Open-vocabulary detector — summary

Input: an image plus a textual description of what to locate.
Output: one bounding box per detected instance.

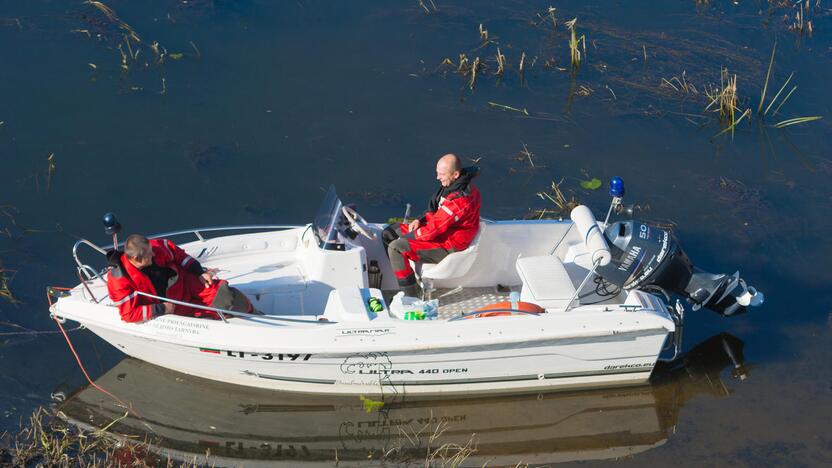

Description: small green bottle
[367,297,383,313]
[404,311,426,321]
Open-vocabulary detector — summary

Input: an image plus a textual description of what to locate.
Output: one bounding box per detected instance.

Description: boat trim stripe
[247,367,649,387]
[247,371,336,385]
[387,366,650,386]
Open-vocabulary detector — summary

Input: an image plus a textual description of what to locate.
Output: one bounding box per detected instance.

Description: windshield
[313,185,345,250]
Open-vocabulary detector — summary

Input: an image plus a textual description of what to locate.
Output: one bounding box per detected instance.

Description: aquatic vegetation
[784,0,816,36]
[73,1,193,93]
[661,71,699,95]
[188,41,201,58]
[535,178,580,218]
[46,153,56,192]
[1,406,482,467]
[495,47,506,76]
[565,18,586,69]
[0,407,206,467]
[381,418,478,467]
[580,178,603,190]
[704,68,749,136]
[417,0,439,15]
[359,394,385,412]
[755,43,823,128]
[518,142,537,168]
[0,263,20,305]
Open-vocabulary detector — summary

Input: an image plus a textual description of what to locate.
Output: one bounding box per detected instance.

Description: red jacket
[107,239,219,322]
[414,184,481,251]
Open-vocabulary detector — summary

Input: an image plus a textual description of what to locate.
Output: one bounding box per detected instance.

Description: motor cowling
[597,220,764,316]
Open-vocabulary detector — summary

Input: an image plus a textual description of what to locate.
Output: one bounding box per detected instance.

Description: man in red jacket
[383,154,481,298]
[107,234,253,322]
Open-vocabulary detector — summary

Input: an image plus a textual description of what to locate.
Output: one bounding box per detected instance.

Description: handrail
[564,258,601,312]
[72,224,304,269]
[134,291,336,325]
[449,309,543,321]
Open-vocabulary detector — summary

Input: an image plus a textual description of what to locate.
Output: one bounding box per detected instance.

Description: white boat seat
[515,255,577,310]
[421,221,486,281]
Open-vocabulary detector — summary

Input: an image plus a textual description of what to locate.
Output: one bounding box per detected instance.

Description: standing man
[383,154,481,298]
[107,234,254,322]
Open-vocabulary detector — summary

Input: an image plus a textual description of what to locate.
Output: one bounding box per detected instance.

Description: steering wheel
[341,206,377,240]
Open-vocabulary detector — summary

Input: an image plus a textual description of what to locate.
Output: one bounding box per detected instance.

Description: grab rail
[134,291,336,325]
[449,309,543,321]
[72,224,304,269]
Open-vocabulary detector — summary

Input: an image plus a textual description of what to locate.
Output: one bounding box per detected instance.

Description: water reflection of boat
[59,333,747,467]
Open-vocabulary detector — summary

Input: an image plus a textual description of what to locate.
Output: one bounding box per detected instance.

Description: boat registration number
[200,348,312,361]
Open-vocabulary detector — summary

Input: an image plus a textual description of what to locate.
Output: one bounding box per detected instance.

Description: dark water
[1,0,830,465]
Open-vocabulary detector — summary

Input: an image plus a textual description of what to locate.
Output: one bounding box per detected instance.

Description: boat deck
[383,282,626,320]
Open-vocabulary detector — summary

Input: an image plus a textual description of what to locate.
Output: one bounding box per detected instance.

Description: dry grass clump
[704,67,751,136]
[0,257,20,304]
[534,178,581,218]
[438,12,586,90]
[0,407,203,467]
[565,18,586,69]
[381,418,478,467]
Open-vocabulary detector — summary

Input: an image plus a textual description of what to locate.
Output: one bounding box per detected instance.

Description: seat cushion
[515,255,577,310]
[420,221,486,280]
[421,249,478,280]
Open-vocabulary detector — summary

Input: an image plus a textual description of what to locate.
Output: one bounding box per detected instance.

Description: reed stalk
[495,47,505,76]
[565,18,586,69]
[487,102,529,115]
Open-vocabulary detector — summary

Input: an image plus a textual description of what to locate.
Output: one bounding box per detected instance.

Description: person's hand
[163,302,175,314]
[200,268,218,288]
[408,219,420,233]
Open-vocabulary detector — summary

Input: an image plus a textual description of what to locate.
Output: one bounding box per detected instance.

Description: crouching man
[107,234,253,322]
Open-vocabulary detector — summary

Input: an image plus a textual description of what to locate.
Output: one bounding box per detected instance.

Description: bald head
[436,153,461,187]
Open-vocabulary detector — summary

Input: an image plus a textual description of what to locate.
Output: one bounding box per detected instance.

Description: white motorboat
[49,179,763,396]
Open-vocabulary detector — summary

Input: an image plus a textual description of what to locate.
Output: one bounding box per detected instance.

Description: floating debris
[189,41,201,58]
[417,0,438,15]
[46,153,56,192]
[359,395,384,413]
[535,178,580,218]
[580,178,602,190]
[0,261,20,304]
[487,102,528,115]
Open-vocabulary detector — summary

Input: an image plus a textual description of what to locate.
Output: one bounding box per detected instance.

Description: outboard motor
[595,178,764,316]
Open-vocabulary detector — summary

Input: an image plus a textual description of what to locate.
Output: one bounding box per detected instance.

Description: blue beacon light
[609,176,625,198]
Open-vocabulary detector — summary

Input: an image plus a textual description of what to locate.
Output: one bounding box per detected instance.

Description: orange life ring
[467,301,546,318]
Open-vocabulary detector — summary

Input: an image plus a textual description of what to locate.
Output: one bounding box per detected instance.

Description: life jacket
[415,166,482,251]
[107,239,220,322]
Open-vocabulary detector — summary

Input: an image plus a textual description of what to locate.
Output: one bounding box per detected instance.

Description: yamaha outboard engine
[596,178,764,317]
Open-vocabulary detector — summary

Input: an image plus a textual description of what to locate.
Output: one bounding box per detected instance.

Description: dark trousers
[383,224,450,296]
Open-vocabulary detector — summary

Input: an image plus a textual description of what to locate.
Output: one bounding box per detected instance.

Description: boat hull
[75,314,667,396]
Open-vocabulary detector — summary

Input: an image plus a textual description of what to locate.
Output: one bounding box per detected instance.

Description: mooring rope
[46,286,146,423]
[0,320,83,336]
